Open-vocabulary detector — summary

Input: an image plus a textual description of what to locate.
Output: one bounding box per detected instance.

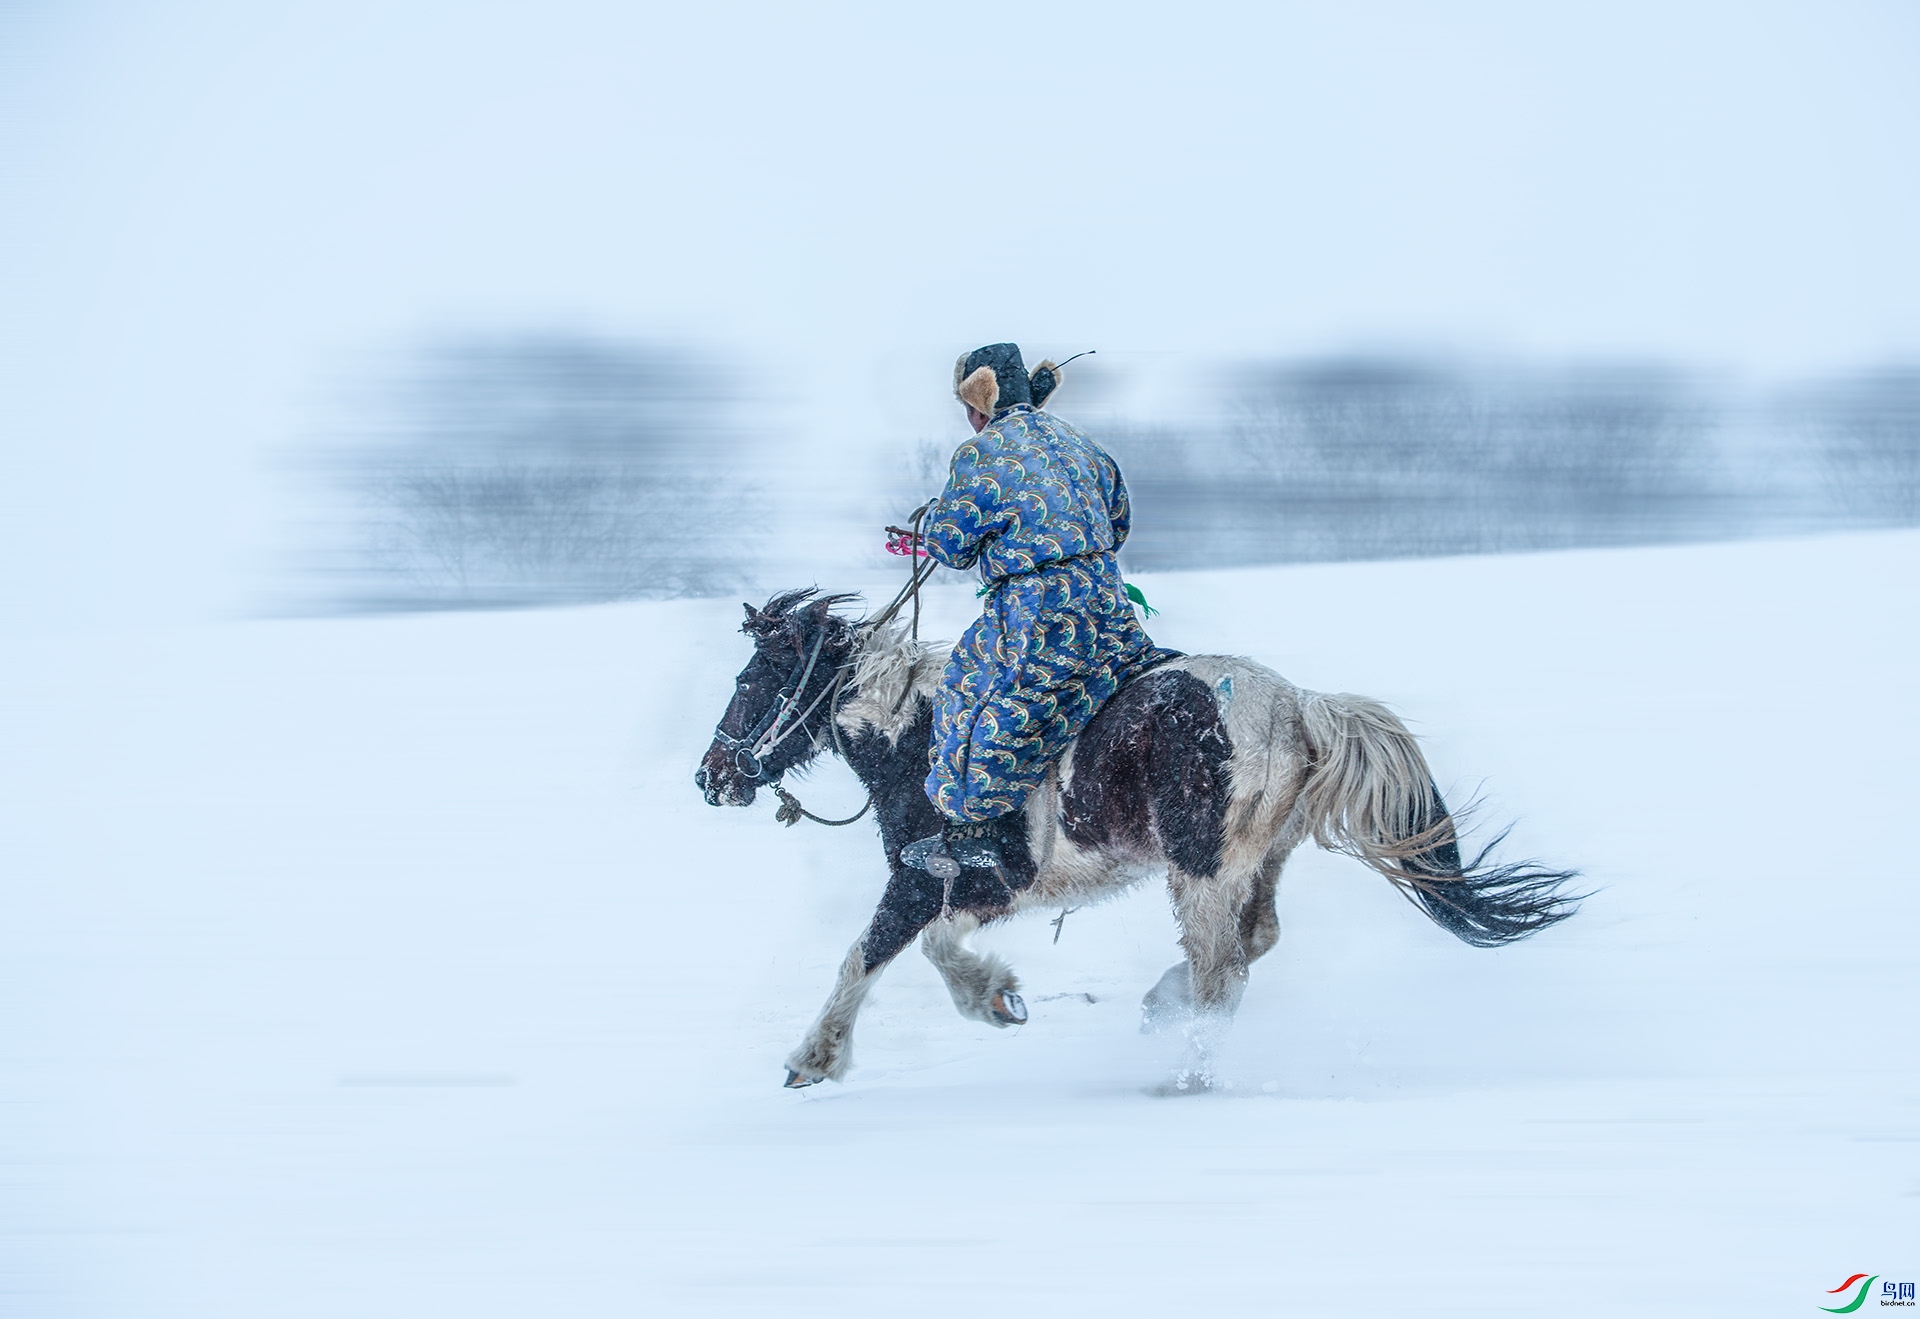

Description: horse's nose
[694,766,709,793]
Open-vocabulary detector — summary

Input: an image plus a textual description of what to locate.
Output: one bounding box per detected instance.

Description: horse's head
[696,589,857,808]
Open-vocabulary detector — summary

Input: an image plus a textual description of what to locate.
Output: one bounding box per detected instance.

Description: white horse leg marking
[785,935,889,1085]
[921,913,1025,1026]
[1161,861,1260,1088]
[1142,841,1293,1034]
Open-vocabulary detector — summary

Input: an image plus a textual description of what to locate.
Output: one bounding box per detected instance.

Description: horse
[695,588,1581,1090]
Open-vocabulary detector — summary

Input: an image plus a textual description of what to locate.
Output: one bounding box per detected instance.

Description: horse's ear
[741,601,784,643]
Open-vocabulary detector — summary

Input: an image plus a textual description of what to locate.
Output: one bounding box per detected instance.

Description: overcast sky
[3,0,1917,630]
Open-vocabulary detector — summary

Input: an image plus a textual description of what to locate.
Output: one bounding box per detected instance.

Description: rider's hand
[884,529,928,558]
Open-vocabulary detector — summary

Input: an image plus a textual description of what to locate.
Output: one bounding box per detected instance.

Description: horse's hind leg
[922,912,1027,1026]
[1154,861,1263,1089]
[1173,864,1255,1011]
[1238,844,1288,965]
[1142,846,1287,1032]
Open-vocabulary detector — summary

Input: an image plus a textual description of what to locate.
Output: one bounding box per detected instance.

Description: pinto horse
[696,589,1580,1089]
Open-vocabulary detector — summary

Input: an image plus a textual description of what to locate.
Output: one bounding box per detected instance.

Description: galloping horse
[696,589,1580,1089]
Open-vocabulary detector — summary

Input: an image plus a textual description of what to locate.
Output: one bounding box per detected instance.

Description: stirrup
[901,822,1003,879]
[900,832,962,880]
[942,821,1004,868]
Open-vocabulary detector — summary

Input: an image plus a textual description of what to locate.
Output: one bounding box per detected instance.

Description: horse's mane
[835,618,946,744]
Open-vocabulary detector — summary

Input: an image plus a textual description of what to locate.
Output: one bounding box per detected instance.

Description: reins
[727,502,940,829]
[871,501,937,639]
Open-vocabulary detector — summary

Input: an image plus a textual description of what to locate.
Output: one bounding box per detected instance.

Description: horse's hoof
[989,990,1028,1026]
[1140,963,1194,1034]
[783,1068,821,1089]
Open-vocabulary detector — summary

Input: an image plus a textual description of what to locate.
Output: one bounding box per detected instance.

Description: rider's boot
[900,818,1011,880]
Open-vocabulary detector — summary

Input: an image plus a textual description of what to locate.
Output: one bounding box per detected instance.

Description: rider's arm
[922,439,1005,571]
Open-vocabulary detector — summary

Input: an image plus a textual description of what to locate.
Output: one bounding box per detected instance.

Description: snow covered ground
[2,531,1916,1317]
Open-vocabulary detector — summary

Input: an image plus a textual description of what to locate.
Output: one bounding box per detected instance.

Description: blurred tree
[1801,368,1920,525]
[322,336,764,609]
[1112,360,1726,570]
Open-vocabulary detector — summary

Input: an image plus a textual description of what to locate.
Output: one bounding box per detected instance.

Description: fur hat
[953,343,1065,416]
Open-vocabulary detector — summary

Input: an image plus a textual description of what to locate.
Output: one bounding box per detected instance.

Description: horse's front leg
[921,911,1028,1027]
[783,865,942,1087]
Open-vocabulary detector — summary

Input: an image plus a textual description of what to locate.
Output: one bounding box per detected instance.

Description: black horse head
[696,589,858,807]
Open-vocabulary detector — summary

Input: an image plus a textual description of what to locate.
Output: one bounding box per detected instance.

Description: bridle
[710,627,837,784]
[709,626,874,829]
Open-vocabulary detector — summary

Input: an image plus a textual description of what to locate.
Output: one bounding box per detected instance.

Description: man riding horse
[694,344,1580,1087]
[899,343,1175,882]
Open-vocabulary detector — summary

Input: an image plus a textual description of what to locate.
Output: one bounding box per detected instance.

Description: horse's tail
[1297,691,1584,947]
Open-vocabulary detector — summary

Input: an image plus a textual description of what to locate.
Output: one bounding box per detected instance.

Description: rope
[771,781,873,828]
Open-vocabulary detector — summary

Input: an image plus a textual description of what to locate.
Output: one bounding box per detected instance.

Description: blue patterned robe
[922,404,1171,823]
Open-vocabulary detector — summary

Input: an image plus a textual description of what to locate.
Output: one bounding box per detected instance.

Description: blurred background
[2,0,1917,627]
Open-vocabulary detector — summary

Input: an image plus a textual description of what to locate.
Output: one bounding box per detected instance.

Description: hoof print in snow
[1147,1071,1218,1098]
